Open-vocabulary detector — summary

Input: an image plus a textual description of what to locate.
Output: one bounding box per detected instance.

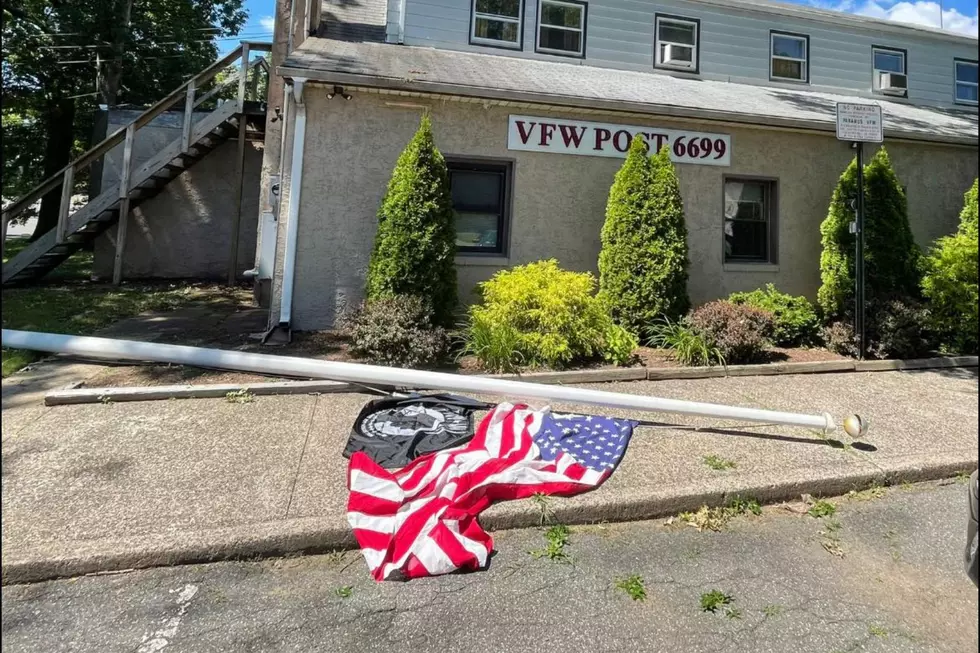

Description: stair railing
[1,41,272,264]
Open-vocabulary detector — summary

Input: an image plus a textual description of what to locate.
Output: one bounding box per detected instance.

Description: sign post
[836,103,883,360]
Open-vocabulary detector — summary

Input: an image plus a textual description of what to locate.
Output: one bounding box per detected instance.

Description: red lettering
[652,133,669,152]
[515,120,536,145]
[612,130,632,153]
[539,123,556,146]
[558,124,586,148]
[594,128,612,151]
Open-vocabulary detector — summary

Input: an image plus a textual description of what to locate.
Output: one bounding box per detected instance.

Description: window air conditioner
[662,43,691,66]
[879,72,908,95]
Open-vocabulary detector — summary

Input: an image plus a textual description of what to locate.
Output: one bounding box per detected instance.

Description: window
[724,178,776,264]
[770,31,808,83]
[955,59,978,105]
[654,14,699,72]
[470,0,522,49]
[536,0,586,57]
[448,160,511,254]
[872,46,907,96]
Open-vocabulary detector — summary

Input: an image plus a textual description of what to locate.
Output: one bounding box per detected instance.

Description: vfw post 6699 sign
[507,115,732,166]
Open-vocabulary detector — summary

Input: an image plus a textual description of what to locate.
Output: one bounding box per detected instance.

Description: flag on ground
[347,402,637,581]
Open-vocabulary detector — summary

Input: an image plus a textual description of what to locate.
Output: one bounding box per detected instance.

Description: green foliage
[866,297,935,359]
[465,260,637,371]
[335,586,353,599]
[822,321,858,357]
[729,284,820,347]
[687,301,774,364]
[366,116,458,326]
[341,296,451,368]
[615,575,647,601]
[599,137,690,332]
[922,179,979,354]
[807,499,837,518]
[603,323,639,366]
[818,148,921,321]
[702,454,736,471]
[647,319,725,367]
[530,524,571,562]
[700,590,735,613]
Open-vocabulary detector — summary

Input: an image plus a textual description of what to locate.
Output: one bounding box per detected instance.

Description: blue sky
[228,0,978,51]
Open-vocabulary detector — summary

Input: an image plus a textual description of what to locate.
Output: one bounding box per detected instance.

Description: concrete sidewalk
[2,367,977,584]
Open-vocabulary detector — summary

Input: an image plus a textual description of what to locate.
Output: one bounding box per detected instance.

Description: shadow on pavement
[636,418,878,452]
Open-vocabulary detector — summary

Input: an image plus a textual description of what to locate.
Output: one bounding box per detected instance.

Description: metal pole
[854,142,866,360]
[1,329,849,433]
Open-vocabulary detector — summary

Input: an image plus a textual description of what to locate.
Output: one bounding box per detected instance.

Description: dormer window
[654,14,699,73]
[471,0,523,49]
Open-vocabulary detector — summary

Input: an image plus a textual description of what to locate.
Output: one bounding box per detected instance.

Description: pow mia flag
[344,394,493,469]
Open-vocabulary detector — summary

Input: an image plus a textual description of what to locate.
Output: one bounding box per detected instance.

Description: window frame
[769,30,809,84]
[469,0,525,50]
[445,157,514,256]
[534,0,587,58]
[954,58,979,106]
[722,176,779,265]
[653,13,700,74]
[871,45,908,97]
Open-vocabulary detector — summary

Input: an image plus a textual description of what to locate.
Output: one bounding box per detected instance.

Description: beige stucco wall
[93,111,263,280]
[282,87,978,330]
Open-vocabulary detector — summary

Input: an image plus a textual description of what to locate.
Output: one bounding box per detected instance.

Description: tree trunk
[31,97,76,241]
[97,0,134,107]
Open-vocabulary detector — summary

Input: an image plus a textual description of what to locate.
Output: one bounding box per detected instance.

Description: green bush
[648,319,725,367]
[922,179,978,354]
[729,284,820,347]
[687,301,774,364]
[599,137,689,332]
[818,148,921,322]
[464,259,637,371]
[822,321,858,357]
[341,296,451,367]
[866,297,936,360]
[366,115,457,326]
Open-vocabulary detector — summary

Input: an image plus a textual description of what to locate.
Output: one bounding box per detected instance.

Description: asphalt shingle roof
[282,38,979,145]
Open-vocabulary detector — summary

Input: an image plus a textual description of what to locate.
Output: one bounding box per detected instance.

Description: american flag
[347,402,636,581]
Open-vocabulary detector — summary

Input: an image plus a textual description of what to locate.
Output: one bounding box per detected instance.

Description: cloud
[259,15,276,33]
[811,1,979,36]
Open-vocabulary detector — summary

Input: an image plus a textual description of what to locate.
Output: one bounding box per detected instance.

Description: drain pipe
[277,78,307,333]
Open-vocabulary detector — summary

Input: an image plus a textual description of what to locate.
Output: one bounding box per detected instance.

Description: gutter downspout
[278,78,307,331]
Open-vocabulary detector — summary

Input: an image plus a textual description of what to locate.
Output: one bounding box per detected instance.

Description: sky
[227,0,979,52]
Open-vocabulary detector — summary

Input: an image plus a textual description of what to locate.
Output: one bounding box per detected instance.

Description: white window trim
[770,32,808,83]
[654,16,698,72]
[536,0,586,57]
[872,46,906,94]
[954,60,979,105]
[470,0,523,49]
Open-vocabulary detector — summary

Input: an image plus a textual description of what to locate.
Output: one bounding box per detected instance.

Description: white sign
[836,103,883,143]
[507,115,731,166]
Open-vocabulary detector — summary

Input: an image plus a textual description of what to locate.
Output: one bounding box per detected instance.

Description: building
[254,0,978,332]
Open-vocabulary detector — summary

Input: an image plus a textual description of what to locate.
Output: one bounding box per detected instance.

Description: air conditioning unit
[662,43,692,67]
[879,72,908,95]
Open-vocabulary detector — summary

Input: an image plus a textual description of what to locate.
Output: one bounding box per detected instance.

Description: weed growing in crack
[725,607,743,620]
[807,499,837,518]
[614,574,647,601]
[530,492,556,525]
[847,485,887,501]
[335,586,353,599]
[530,524,571,562]
[225,388,255,404]
[868,624,888,638]
[700,590,735,613]
[679,497,762,532]
[702,454,737,471]
[762,604,783,618]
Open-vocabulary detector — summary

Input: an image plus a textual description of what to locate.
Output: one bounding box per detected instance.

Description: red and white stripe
[347,403,609,581]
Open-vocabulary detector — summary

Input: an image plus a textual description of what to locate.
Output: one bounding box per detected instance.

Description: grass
[335,586,354,599]
[530,492,556,526]
[699,590,734,613]
[846,485,887,501]
[614,574,647,601]
[647,319,725,367]
[868,624,888,638]
[702,454,737,471]
[807,499,837,518]
[530,524,572,562]
[225,388,255,404]
[762,604,783,618]
[679,496,762,532]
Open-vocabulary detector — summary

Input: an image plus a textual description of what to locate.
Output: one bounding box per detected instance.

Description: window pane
[658,21,695,45]
[725,221,768,260]
[956,62,979,84]
[724,180,771,262]
[772,58,804,80]
[874,50,904,73]
[956,83,979,103]
[541,2,582,28]
[476,0,520,18]
[772,35,805,59]
[451,170,502,211]
[455,212,500,249]
[474,17,519,42]
[660,43,693,62]
[540,26,581,52]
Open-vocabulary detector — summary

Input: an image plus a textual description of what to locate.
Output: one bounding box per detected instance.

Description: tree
[598,136,689,333]
[818,147,920,320]
[2,0,246,239]
[366,115,458,326]
[921,179,979,354]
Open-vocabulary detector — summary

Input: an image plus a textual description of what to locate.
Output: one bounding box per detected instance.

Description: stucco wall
[93,110,263,280]
[284,88,978,330]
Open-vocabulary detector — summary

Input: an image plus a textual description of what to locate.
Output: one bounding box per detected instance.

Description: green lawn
[2,238,245,377]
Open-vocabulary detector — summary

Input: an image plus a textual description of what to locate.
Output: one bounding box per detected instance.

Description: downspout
[278,78,307,329]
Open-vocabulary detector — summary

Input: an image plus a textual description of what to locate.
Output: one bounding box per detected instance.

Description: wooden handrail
[1,42,271,226]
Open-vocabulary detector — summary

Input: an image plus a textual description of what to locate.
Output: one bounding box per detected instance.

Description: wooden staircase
[2,42,271,286]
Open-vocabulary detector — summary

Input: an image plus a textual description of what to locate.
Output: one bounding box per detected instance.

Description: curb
[3,457,974,585]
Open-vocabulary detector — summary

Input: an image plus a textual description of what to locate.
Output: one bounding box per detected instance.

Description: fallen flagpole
[1,329,866,435]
